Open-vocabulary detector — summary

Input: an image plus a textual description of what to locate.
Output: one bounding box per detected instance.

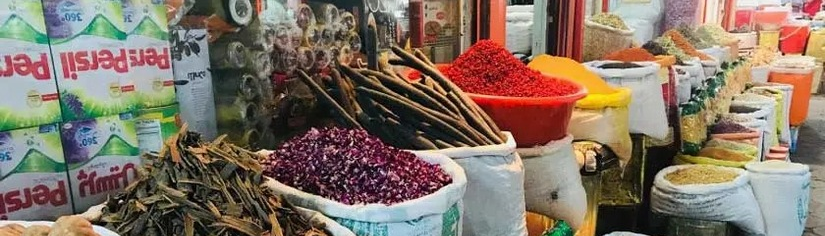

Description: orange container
[779,24,810,54]
[769,68,813,126]
[470,78,587,147]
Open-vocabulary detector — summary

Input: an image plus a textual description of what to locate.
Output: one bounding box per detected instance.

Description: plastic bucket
[469,77,587,148]
[733,32,759,49]
[804,30,825,62]
[813,64,823,94]
[779,24,810,55]
[769,67,813,126]
[754,10,789,31]
[735,9,756,31]
[758,30,780,51]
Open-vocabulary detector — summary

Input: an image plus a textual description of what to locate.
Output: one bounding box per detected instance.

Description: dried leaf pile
[298,46,504,150]
[99,129,327,236]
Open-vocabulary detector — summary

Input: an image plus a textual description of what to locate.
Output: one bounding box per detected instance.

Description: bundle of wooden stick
[298,46,504,150]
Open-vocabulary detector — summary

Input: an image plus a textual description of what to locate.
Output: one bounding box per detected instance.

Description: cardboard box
[0,0,62,131]
[123,0,176,108]
[0,124,73,220]
[61,112,140,213]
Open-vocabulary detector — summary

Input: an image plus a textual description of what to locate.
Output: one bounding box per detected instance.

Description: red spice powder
[602,47,657,62]
[442,40,579,97]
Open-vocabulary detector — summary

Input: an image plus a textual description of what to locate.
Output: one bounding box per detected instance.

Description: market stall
[0,0,819,236]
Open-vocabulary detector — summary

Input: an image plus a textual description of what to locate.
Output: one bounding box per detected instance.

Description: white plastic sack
[568,108,632,163]
[651,165,765,235]
[752,83,793,144]
[517,135,587,230]
[506,10,533,54]
[264,152,468,236]
[585,61,669,139]
[676,71,692,104]
[752,66,770,83]
[674,59,704,89]
[421,132,527,236]
[613,0,664,42]
[746,161,811,236]
[739,119,768,161]
[701,59,721,78]
[733,94,778,149]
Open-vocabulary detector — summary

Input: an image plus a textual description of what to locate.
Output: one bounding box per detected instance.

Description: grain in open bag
[651,164,765,235]
[585,61,668,139]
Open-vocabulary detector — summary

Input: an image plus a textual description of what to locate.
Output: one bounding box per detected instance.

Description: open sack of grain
[651,165,765,235]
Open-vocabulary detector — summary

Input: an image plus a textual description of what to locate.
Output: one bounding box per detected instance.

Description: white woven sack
[613,0,664,42]
[751,66,770,83]
[421,132,527,236]
[739,119,768,161]
[752,83,794,143]
[674,59,704,89]
[733,94,778,149]
[517,135,587,230]
[264,152,468,236]
[506,11,533,54]
[676,71,692,104]
[746,161,811,236]
[584,61,668,139]
[651,165,765,235]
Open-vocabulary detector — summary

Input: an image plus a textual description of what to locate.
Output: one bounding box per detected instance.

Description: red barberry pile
[442,40,579,97]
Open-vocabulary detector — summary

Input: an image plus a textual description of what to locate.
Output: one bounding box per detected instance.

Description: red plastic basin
[467,76,587,147]
[405,64,587,147]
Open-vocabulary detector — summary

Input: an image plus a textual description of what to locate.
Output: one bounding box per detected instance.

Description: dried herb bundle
[99,128,327,236]
[299,46,505,150]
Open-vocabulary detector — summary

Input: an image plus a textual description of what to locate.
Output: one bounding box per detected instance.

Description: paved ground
[795,96,825,236]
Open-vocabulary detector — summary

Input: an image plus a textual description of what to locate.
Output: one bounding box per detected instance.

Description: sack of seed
[651,164,765,235]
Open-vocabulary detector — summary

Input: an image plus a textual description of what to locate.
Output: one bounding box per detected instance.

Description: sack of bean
[751,84,793,143]
[746,161,811,236]
[583,17,635,62]
[260,128,468,236]
[585,61,668,139]
[569,88,634,163]
[651,165,765,235]
[680,103,708,155]
[516,135,587,231]
[673,58,704,89]
[747,87,788,143]
[421,132,529,236]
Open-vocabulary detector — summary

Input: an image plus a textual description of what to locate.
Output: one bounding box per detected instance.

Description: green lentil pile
[591,13,629,30]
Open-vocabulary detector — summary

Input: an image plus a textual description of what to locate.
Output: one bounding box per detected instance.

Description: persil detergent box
[122,0,175,108]
[60,112,140,213]
[0,124,73,220]
[43,0,136,121]
[0,0,62,131]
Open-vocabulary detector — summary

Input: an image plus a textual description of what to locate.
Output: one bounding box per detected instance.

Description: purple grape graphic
[61,92,84,117]
[61,120,96,164]
[43,0,75,39]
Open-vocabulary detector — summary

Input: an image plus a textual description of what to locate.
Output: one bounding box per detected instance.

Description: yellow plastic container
[758,30,780,51]
[805,30,825,62]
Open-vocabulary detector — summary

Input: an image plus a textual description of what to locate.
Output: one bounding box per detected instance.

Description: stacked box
[0,0,62,131]
[122,0,176,109]
[0,124,73,220]
[43,0,136,121]
[60,112,140,213]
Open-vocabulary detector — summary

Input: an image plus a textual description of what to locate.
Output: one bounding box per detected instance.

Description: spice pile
[602,48,656,62]
[663,30,713,61]
[665,165,739,185]
[711,121,753,134]
[527,55,617,94]
[443,40,579,97]
[697,25,738,45]
[751,46,778,66]
[590,13,628,30]
[651,37,691,63]
[261,127,452,205]
[299,45,505,150]
[676,25,712,49]
[597,62,645,69]
[99,130,327,236]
